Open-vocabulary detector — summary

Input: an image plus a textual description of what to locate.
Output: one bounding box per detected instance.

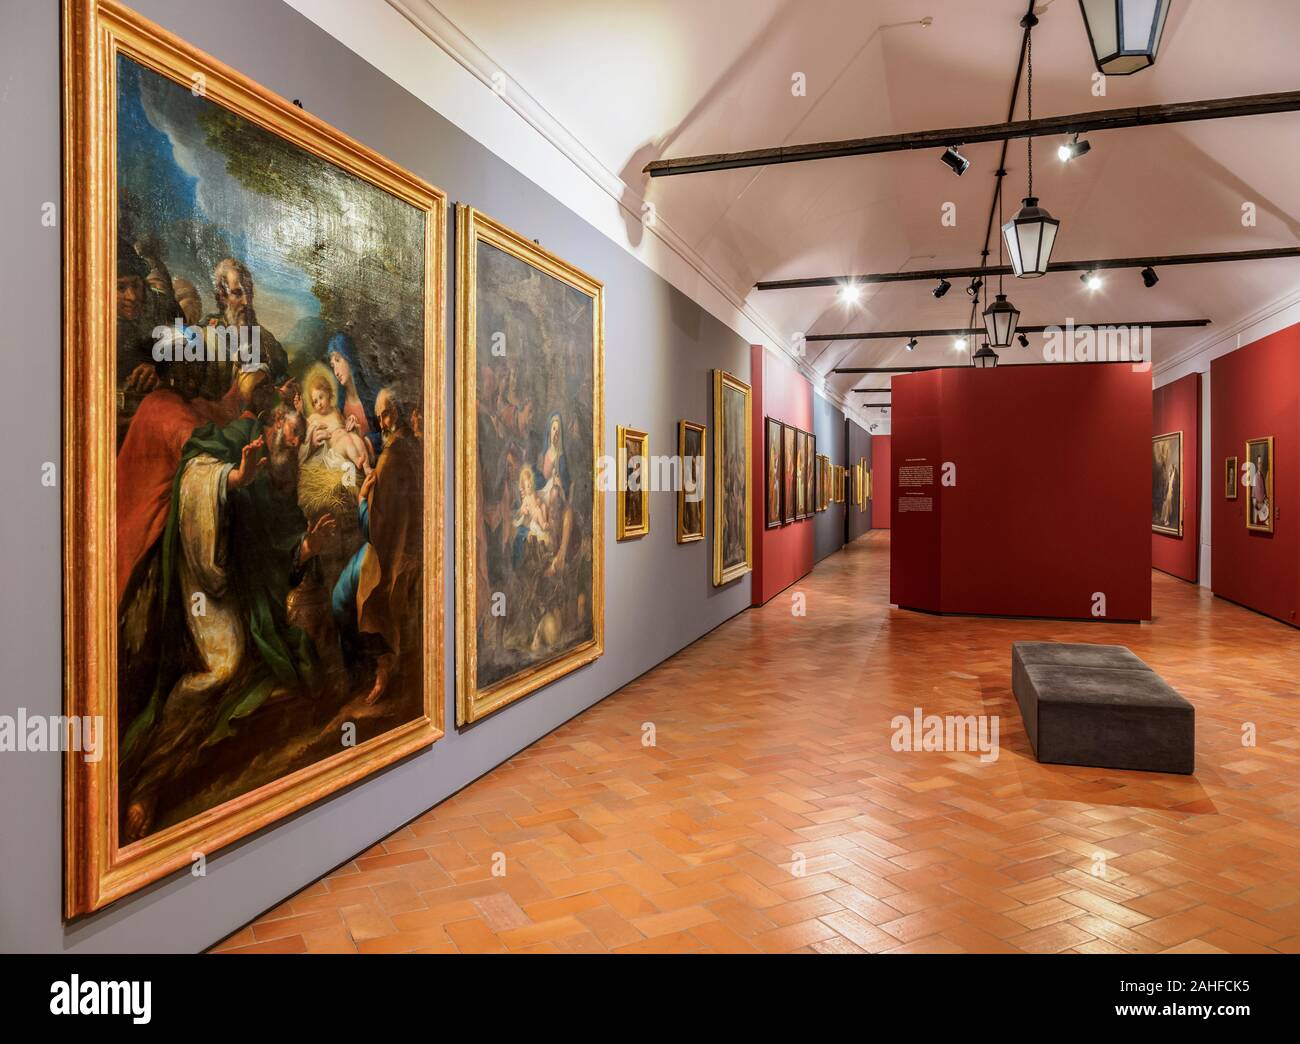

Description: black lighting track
[644,91,1300,177]
[806,318,1210,342]
[756,248,1300,291]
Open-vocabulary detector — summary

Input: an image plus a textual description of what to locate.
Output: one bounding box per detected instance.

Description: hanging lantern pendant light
[1002,16,1061,279]
[982,292,1021,348]
[1079,0,1171,76]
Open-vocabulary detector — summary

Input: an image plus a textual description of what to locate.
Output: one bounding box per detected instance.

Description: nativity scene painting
[64,4,445,914]
[456,207,605,725]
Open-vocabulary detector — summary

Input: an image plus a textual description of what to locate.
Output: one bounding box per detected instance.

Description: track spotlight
[1081,270,1103,291]
[838,283,862,305]
[966,277,984,298]
[1141,266,1159,288]
[955,336,968,351]
[1057,134,1091,161]
[905,337,918,351]
[932,278,952,299]
[940,147,970,176]
[1018,333,1030,347]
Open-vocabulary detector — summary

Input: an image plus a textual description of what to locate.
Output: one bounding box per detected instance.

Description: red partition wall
[750,344,815,605]
[1152,373,1200,583]
[892,364,1151,621]
[890,375,942,611]
[871,434,891,529]
[1211,324,1300,627]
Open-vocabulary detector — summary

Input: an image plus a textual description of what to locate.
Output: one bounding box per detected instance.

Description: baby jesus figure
[512,465,556,553]
[305,375,374,475]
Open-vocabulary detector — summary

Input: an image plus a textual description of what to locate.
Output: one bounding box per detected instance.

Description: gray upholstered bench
[1011,642,1195,775]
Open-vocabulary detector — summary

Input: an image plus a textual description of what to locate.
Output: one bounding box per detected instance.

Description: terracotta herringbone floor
[214,533,1300,954]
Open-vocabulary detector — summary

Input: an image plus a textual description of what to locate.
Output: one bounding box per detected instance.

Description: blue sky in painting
[116,55,320,336]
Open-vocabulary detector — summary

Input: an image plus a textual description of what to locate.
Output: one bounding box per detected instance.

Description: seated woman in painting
[304,373,374,478]
[326,331,382,460]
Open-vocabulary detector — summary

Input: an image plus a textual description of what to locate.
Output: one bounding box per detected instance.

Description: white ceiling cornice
[366,0,871,426]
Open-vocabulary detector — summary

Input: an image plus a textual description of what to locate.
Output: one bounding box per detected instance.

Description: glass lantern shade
[972,343,999,369]
[1078,0,1171,76]
[982,293,1021,348]
[1002,197,1060,278]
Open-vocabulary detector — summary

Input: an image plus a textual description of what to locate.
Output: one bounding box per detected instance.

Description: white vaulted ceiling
[304,0,1300,415]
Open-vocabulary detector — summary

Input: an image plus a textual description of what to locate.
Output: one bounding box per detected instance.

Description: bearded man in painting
[198,257,291,395]
[121,367,335,841]
[332,386,422,705]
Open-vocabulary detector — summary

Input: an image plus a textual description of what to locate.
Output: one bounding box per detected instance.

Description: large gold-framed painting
[63,0,446,915]
[456,206,604,725]
[1152,430,1183,536]
[712,370,752,585]
[1246,436,1274,533]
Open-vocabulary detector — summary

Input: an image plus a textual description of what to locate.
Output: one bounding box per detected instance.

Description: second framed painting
[713,370,753,585]
[456,205,605,725]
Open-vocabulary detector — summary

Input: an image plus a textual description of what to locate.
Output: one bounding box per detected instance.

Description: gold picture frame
[677,420,706,543]
[63,0,447,915]
[1225,455,1238,499]
[617,425,650,540]
[1152,430,1183,537]
[455,205,605,725]
[1245,436,1274,533]
[712,369,753,585]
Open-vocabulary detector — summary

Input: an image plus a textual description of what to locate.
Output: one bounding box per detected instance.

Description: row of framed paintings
[62,1,755,915]
[763,418,824,527]
[615,402,752,559]
[1153,432,1274,538]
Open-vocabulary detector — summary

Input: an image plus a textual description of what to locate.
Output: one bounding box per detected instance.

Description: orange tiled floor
[214,532,1300,954]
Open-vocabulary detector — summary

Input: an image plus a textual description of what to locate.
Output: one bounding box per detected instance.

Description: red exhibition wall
[891,364,1151,621]
[1152,373,1200,583]
[750,344,815,605]
[871,434,891,529]
[1210,323,1300,628]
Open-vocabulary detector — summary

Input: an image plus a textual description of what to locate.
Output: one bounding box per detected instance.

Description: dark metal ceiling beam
[645,91,1300,178]
[807,318,1209,342]
[833,359,1139,373]
[756,248,1300,291]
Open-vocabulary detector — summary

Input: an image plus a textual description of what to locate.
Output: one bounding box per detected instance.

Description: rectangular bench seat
[1011,642,1194,775]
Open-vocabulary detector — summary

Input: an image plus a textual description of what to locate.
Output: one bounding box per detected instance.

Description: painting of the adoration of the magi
[456,206,605,725]
[63,0,445,915]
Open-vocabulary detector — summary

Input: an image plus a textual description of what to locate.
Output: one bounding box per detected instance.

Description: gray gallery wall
[0,0,754,953]
[846,417,874,543]
[812,389,847,563]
